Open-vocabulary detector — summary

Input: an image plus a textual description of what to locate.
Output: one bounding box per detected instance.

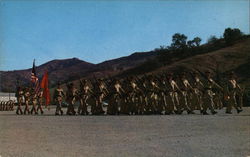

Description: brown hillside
[148,38,250,85]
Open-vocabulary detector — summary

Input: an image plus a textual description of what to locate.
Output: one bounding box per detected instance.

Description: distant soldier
[30,92,38,115]
[23,87,31,115]
[3,101,6,110]
[0,101,4,111]
[107,79,124,115]
[154,75,165,114]
[128,77,142,115]
[16,86,24,115]
[178,72,195,114]
[93,79,107,115]
[157,73,171,115]
[202,71,223,115]
[78,79,92,115]
[1,102,5,111]
[5,101,9,111]
[66,83,77,115]
[163,73,181,114]
[10,100,15,111]
[7,100,14,111]
[119,78,130,115]
[53,82,65,115]
[192,72,204,113]
[36,90,44,114]
[135,76,146,115]
[226,72,243,114]
[149,77,161,114]
[140,76,151,114]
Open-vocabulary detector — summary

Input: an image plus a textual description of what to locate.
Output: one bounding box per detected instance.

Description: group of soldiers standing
[0,101,15,111]
[51,71,243,116]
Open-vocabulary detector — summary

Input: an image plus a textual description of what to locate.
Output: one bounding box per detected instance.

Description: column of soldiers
[15,86,44,115]
[50,71,243,116]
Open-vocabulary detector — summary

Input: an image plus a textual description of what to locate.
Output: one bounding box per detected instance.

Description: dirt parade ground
[0,107,249,157]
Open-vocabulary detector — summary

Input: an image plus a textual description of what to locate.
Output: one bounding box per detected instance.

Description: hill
[0,51,156,91]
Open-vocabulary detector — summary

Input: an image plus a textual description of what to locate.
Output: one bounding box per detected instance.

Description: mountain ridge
[0,51,157,91]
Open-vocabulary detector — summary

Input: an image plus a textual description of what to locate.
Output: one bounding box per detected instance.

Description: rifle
[196,69,223,92]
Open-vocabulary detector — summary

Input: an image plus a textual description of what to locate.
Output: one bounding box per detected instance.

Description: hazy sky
[0,0,249,70]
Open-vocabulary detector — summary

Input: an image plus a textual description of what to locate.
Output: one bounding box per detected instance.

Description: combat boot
[211,111,218,115]
[202,111,209,115]
[237,109,243,114]
[187,110,195,114]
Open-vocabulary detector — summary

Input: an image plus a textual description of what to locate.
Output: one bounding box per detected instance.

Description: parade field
[0,107,249,157]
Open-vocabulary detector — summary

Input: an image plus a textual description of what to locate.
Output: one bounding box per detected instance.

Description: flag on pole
[31,59,40,94]
[40,70,50,106]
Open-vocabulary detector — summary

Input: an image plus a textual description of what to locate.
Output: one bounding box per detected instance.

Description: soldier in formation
[54,82,65,115]
[226,72,243,114]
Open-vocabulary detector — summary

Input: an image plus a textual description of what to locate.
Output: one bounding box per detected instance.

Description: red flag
[41,71,50,106]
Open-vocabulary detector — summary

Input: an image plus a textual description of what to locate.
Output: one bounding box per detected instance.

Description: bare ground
[0,107,250,157]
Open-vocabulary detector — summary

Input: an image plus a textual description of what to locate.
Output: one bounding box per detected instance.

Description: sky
[0,0,249,71]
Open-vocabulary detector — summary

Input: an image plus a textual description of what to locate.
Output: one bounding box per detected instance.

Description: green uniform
[23,89,31,115]
[30,93,38,115]
[203,78,222,114]
[66,85,77,115]
[36,91,44,114]
[226,78,242,113]
[78,81,91,115]
[54,87,65,115]
[178,78,193,114]
[192,77,204,112]
[16,88,24,115]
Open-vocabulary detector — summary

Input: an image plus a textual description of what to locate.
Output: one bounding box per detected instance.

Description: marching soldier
[149,76,162,114]
[119,78,130,115]
[129,77,143,115]
[192,72,204,113]
[36,90,44,114]
[30,92,38,115]
[53,82,65,115]
[135,76,146,115]
[202,71,223,115]
[16,86,24,115]
[164,73,181,114]
[78,79,92,115]
[93,79,107,115]
[226,72,243,114]
[107,79,124,115]
[140,76,151,115]
[178,72,195,114]
[23,87,31,115]
[158,74,171,115]
[66,83,77,115]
